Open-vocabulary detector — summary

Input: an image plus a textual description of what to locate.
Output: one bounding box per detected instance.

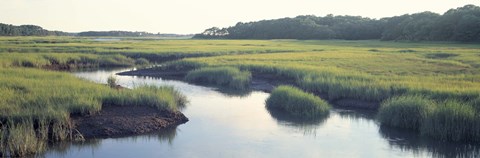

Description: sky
[1,0,479,34]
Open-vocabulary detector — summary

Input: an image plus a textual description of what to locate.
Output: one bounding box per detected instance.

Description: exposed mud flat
[73,105,188,138]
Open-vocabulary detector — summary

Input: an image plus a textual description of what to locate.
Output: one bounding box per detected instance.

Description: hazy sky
[1,0,479,34]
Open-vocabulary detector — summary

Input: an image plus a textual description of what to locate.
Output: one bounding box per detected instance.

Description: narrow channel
[44,68,479,158]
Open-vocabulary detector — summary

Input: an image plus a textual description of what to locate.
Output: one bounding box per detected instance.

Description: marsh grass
[185,67,251,90]
[377,95,435,130]
[0,67,187,156]
[378,96,480,142]
[1,36,480,148]
[103,85,187,111]
[421,100,480,142]
[156,40,480,142]
[266,86,331,119]
[1,53,139,70]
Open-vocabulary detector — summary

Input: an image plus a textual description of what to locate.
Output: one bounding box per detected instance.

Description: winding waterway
[44,68,480,158]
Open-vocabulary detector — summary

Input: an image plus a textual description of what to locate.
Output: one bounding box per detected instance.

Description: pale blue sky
[1,0,479,34]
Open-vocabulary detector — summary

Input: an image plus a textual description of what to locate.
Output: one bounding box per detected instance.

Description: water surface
[44,68,479,158]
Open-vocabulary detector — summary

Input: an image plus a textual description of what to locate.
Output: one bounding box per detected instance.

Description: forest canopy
[194,4,480,42]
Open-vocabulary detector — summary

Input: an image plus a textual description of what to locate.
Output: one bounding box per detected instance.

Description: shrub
[266,85,330,119]
[377,95,435,130]
[107,75,117,88]
[185,67,251,90]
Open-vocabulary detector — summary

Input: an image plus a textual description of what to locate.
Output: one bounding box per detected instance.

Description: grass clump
[185,67,251,90]
[134,58,150,66]
[266,85,330,119]
[421,100,479,142]
[107,75,117,88]
[102,85,187,111]
[377,95,435,130]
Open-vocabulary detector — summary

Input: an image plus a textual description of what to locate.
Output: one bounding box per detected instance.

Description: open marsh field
[1,36,480,157]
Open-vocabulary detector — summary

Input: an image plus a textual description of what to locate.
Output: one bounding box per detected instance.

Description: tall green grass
[103,85,187,111]
[421,100,479,142]
[377,95,435,130]
[185,67,251,90]
[0,67,187,156]
[0,53,139,70]
[266,86,331,119]
[378,95,480,142]
[2,36,480,144]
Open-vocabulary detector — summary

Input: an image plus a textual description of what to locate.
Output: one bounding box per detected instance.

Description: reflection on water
[335,108,377,120]
[380,126,480,158]
[216,87,253,98]
[42,68,480,158]
[266,107,328,135]
[47,127,179,158]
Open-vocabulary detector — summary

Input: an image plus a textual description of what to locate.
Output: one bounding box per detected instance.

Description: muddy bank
[73,105,188,138]
[118,68,380,109]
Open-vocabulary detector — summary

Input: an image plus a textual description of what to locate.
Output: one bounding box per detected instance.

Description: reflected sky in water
[44,68,480,158]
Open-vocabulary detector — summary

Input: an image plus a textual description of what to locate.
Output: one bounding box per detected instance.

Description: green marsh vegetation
[161,40,480,142]
[1,36,480,147]
[185,67,251,90]
[0,67,187,156]
[377,95,435,130]
[0,37,189,157]
[266,86,331,119]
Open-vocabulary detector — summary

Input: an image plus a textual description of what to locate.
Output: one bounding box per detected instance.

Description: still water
[44,68,479,158]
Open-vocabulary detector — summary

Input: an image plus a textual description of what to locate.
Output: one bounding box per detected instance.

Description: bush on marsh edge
[107,75,117,88]
[185,67,251,90]
[377,95,435,130]
[266,85,330,119]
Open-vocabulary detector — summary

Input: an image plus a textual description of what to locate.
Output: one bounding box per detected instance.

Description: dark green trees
[0,23,71,36]
[194,4,480,42]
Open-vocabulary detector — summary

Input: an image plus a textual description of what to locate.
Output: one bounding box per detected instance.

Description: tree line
[0,23,72,36]
[194,5,480,42]
[0,24,192,38]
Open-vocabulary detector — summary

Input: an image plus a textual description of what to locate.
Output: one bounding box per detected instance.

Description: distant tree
[453,14,480,41]
[193,4,480,42]
[431,4,480,41]
[0,23,71,36]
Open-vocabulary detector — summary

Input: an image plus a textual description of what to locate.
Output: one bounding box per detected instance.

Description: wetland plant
[377,95,435,130]
[185,66,251,90]
[421,100,479,142]
[266,85,330,119]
